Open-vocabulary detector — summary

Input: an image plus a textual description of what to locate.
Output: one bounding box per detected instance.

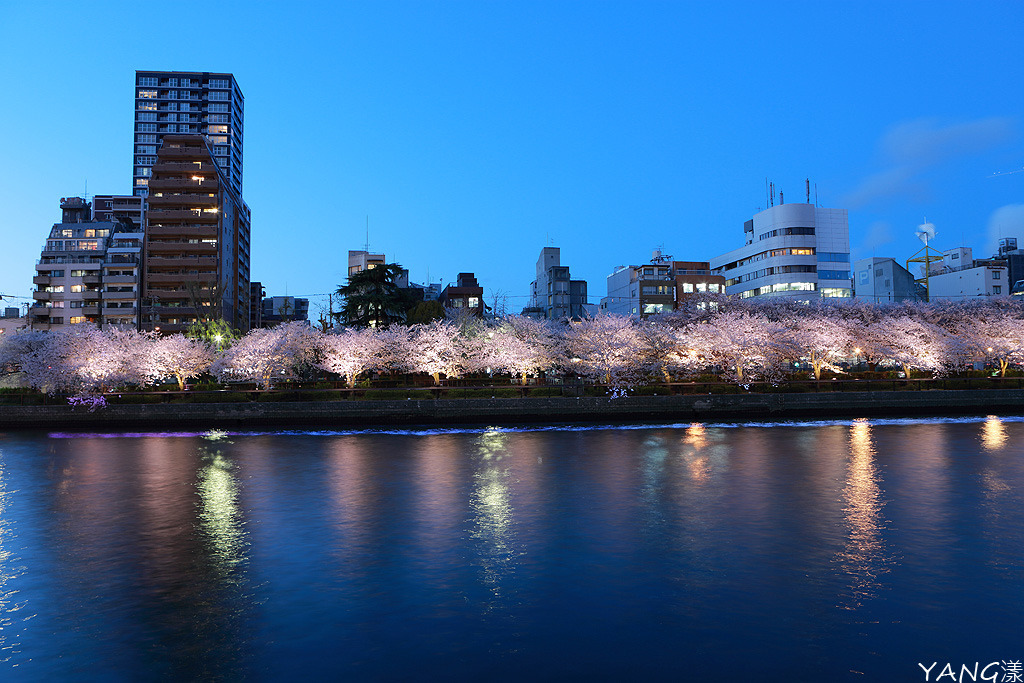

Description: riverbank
[2,388,1023,429]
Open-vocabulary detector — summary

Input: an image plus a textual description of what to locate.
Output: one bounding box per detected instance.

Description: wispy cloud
[986,204,1024,257]
[842,117,1016,209]
[851,220,895,259]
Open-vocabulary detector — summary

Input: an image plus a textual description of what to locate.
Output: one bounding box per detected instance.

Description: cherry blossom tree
[398,320,471,384]
[786,310,856,379]
[150,334,215,390]
[317,326,386,388]
[211,322,323,389]
[560,315,644,385]
[866,315,950,378]
[689,309,790,382]
[479,316,558,383]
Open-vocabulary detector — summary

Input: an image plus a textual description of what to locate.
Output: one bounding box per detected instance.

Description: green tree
[335,263,410,328]
[186,318,239,350]
[406,300,447,325]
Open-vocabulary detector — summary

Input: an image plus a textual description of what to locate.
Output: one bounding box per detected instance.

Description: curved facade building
[710,203,852,300]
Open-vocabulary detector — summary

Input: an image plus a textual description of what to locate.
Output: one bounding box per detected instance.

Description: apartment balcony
[104,275,137,285]
[103,290,137,300]
[81,290,101,300]
[146,225,219,239]
[148,193,218,207]
[81,274,101,285]
[81,306,101,316]
[146,242,217,256]
[33,291,51,301]
[32,275,50,286]
[154,161,219,175]
[146,256,218,267]
[145,272,217,284]
[102,305,136,314]
[147,209,219,223]
[147,177,219,192]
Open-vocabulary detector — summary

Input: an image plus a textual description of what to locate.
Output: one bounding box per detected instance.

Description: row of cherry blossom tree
[3,297,1024,396]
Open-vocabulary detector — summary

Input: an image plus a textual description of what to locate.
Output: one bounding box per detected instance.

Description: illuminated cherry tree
[398,321,471,384]
[786,311,856,379]
[689,309,790,382]
[479,317,558,383]
[560,315,644,385]
[317,326,386,388]
[150,334,215,390]
[211,322,323,389]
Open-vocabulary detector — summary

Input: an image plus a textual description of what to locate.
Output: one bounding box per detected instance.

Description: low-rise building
[671,261,726,307]
[710,201,853,300]
[601,252,676,316]
[854,257,925,303]
[440,273,485,316]
[526,247,589,320]
[260,296,309,326]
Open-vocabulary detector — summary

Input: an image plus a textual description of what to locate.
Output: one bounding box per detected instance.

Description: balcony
[32,275,50,286]
[81,306,100,316]
[148,193,218,207]
[103,290,137,300]
[148,209,218,223]
[145,272,217,284]
[102,306,135,314]
[146,256,217,267]
[147,177,219,192]
[104,275,137,285]
[154,161,219,174]
[33,291,51,301]
[146,225,218,239]
[82,274,101,284]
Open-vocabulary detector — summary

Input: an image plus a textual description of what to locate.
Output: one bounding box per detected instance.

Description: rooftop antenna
[806,178,810,204]
[815,183,819,207]
[364,216,370,253]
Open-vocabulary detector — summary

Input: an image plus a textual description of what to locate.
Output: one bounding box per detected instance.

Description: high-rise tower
[133,70,244,198]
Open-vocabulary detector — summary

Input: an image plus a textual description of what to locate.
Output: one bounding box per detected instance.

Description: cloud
[986,204,1024,257]
[851,220,894,258]
[842,117,1016,209]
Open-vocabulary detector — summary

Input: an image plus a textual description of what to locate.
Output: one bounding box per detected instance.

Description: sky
[2,0,1023,318]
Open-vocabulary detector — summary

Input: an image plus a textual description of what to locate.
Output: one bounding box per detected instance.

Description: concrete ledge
[2,389,1023,430]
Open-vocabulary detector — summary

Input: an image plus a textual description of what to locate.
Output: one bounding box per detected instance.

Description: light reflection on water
[1,416,1023,680]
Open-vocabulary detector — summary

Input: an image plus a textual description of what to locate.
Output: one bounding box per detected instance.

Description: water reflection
[197,442,247,578]
[470,428,516,612]
[981,415,1008,451]
[837,419,888,609]
[0,454,26,665]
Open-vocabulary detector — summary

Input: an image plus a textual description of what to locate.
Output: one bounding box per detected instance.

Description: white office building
[710,203,852,300]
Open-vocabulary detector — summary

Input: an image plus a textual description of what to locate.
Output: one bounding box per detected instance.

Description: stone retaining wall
[1,389,1022,430]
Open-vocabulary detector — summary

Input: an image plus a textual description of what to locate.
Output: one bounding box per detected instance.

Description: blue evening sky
[2,1,1022,316]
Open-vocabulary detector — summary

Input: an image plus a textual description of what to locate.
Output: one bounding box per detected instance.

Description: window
[952,253,959,259]
[137,89,158,98]
[69,301,83,308]
[138,77,158,86]
[208,136,228,145]
[137,112,157,121]
[70,285,84,293]
[208,114,229,123]
[70,270,87,277]
[137,123,157,132]
[209,91,230,101]
[696,283,707,292]
[69,316,86,324]
[209,79,230,88]
[50,317,64,324]
[819,270,851,280]
[818,252,850,262]
[138,101,157,111]
[135,178,149,187]
[136,145,157,155]
[60,229,73,237]
[135,156,157,165]
[49,270,65,277]
[209,103,229,112]
[708,284,720,293]
[207,124,229,135]
[993,271,1001,279]
[993,285,1002,294]
[875,268,883,277]
[45,285,64,293]
[136,134,157,143]
[468,297,480,309]
[682,283,694,293]
[820,288,852,298]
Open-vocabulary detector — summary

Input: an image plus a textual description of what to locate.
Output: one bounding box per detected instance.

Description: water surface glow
[3,417,1023,680]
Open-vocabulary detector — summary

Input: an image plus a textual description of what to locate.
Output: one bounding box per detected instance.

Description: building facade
[260,296,310,326]
[143,135,251,333]
[671,261,726,307]
[526,247,589,320]
[133,71,244,198]
[853,257,924,303]
[922,247,1009,300]
[710,203,852,300]
[440,273,485,316]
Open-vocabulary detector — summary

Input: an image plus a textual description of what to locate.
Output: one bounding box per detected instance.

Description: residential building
[31,197,111,330]
[671,261,726,307]
[526,247,589,320]
[143,134,251,333]
[853,257,925,303]
[922,247,1009,300]
[601,252,676,316]
[348,250,385,277]
[710,202,853,300]
[92,194,145,228]
[440,273,485,316]
[260,296,310,326]
[133,71,244,198]
[250,281,266,329]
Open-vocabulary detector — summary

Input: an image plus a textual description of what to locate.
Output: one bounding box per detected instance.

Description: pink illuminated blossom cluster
[3,297,1024,397]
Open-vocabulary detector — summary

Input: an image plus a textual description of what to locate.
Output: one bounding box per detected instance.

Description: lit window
[468,297,479,308]
[696,283,707,292]
[138,90,158,98]
[70,316,86,324]
[682,283,693,293]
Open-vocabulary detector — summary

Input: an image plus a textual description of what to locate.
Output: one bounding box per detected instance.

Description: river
[0,417,1021,681]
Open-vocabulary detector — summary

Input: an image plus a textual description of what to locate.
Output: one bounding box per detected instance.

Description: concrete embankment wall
[1,390,1023,430]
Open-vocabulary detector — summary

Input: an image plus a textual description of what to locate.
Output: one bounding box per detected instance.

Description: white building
[526,247,589,320]
[854,257,924,303]
[711,203,852,300]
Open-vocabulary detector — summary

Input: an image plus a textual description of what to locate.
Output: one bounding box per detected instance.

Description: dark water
[0,417,1022,681]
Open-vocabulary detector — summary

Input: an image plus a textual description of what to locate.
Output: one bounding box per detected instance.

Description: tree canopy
[335,264,412,328]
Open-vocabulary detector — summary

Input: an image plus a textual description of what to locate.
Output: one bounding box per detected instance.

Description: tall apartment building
[133,71,244,198]
[525,247,589,320]
[710,202,853,300]
[143,135,251,333]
